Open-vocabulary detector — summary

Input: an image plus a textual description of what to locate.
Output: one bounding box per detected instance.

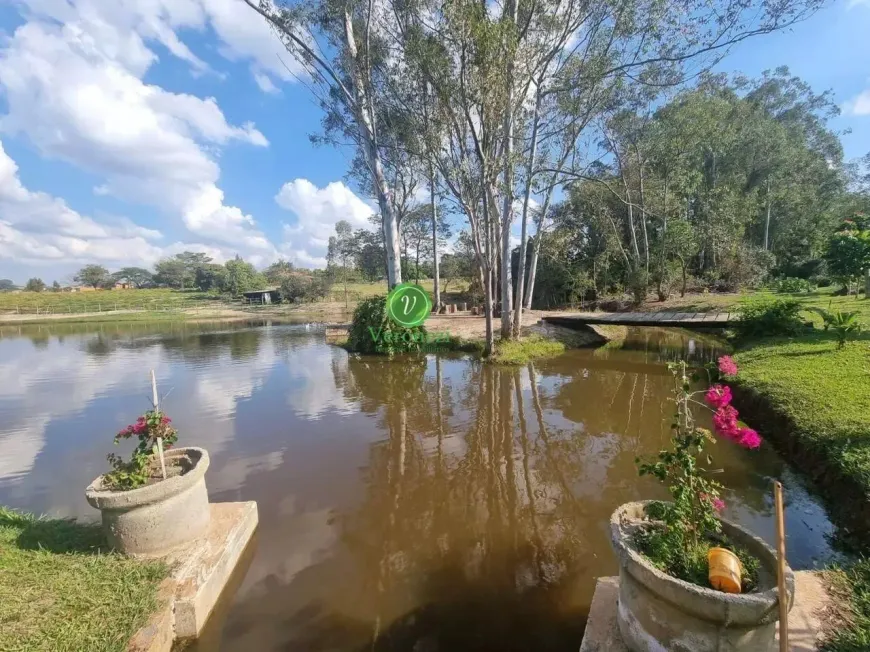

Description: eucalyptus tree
[242,0,404,287]
[513,0,828,311]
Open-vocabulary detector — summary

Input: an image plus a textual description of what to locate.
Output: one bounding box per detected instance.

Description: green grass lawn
[0,507,167,652]
[324,278,471,303]
[0,288,220,315]
[0,280,473,317]
[489,335,566,364]
[735,332,870,497]
[822,559,870,652]
[642,286,870,321]
[732,327,870,650]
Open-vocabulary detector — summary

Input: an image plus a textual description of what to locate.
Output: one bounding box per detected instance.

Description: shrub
[717,245,775,291]
[810,308,863,349]
[347,295,428,355]
[735,299,805,338]
[774,258,826,280]
[281,274,332,303]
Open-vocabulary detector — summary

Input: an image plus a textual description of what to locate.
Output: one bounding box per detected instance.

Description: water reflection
[0,323,842,652]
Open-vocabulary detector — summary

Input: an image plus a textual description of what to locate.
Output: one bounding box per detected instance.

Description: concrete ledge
[127,501,259,650]
[580,571,833,652]
[170,501,259,638]
[126,580,176,652]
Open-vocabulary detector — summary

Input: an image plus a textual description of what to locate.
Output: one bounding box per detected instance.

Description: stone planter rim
[86,446,209,510]
[611,500,794,626]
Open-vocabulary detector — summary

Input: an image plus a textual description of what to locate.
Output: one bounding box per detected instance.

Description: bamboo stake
[151,370,167,480]
[774,480,788,652]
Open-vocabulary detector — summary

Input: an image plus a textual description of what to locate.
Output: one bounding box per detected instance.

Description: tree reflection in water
[325,356,603,652]
[186,332,834,652]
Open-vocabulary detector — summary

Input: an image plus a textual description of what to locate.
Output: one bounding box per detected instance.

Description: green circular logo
[386,283,431,327]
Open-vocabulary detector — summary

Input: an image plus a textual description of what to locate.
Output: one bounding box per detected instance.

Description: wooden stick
[774,480,788,652]
[151,369,167,480]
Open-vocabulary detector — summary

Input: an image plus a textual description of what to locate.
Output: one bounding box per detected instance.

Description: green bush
[735,299,805,338]
[347,295,428,355]
[810,308,863,349]
[281,274,332,303]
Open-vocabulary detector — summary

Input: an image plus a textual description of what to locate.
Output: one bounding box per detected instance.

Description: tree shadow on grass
[0,507,105,554]
[776,331,870,356]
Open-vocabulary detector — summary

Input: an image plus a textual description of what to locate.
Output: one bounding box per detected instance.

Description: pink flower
[712,405,740,441]
[712,498,726,512]
[161,416,171,425]
[705,384,732,409]
[737,427,762,450]
[718,355,738,377]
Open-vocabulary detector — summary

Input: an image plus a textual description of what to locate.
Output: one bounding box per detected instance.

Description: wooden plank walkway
[544,311,734,327]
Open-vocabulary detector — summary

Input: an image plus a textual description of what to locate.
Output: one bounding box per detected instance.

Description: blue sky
[0,0,867,285]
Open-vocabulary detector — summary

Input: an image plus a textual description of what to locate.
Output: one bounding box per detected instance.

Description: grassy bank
[0,311,193,325]
[0,507,167,652]
[731,328,870,650]
[734,333,870,528]
[637,286,870,321]
[0,281,472,317]
[0,288,219,313]
[489,335,566,364]
[822,559,870,651]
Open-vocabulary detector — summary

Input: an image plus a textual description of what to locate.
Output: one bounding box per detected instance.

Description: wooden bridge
[544,311,736,328]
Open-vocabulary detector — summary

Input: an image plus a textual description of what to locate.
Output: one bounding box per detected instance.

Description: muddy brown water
[0,320,843,651]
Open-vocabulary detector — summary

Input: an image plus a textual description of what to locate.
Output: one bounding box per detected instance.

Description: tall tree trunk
[657,175,669,301]
[524,186,554,310]
[430,166,440,309]
[499,0,518,340]
[638,157,650,275]
[678,255,687,297]
[343,10,401,288]
[764,177,772,251]
[483,191,495,356]
[512,78,542,338]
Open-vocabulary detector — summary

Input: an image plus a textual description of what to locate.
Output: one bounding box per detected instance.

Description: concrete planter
[86,447,211,557]
[610,501,794,652]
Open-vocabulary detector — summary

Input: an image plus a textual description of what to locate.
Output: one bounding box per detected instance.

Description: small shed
[242,288,281,305]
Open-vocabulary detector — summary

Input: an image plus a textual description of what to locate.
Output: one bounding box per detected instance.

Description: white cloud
[253,71,280,94]
[0,13,277,262]
[276,179,376,267]
[843,89,870,116]
[19,0,303,89]
[0,139,170,265]
[197,0,306,86]
[285,343,357,419]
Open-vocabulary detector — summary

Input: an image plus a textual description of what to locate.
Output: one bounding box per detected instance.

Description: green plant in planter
[635,357,763,591]
[105,410,178,490]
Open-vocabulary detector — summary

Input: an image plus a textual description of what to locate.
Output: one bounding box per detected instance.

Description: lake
[0,320,841,651]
